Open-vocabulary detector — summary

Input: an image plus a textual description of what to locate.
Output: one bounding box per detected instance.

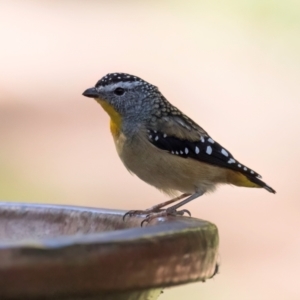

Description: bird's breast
[97,99,122,139]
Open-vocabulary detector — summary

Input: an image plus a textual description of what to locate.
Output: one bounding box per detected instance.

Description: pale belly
[114,133,228,195]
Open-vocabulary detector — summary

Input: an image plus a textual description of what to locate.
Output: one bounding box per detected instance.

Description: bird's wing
[147,115,262,179]
[147,108,275,194]
[153,114,208,140]
[147,127,262,176]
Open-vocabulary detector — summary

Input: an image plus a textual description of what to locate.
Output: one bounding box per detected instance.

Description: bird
[83,73,275,223]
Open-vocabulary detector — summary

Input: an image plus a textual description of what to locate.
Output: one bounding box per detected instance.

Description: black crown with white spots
[96,73,145,88]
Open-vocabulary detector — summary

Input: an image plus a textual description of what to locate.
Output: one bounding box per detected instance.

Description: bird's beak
[82,87,99,98]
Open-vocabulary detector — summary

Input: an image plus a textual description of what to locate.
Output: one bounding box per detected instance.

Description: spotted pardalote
[83,73,275,222]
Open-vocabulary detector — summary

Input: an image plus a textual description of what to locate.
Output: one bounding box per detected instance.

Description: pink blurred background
[1,1,299,299]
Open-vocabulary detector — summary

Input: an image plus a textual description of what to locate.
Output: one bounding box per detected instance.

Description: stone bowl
[0,202,219,300]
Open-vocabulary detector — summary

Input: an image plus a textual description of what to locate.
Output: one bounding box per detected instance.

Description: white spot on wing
[228,158,235,164]
[195,146,200,154]
[155,136,159,141]
[163,133,167,138]
[238,164,241,167]
[250,170,254,174]
[206,146,212,155]
[200,137,205,143]
[243,167,247,171]
[208,138,214,143]
[221,149,228,157]
[185,148,189,154]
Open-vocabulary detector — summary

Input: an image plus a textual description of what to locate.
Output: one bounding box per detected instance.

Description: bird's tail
[247,175,276,193]
[230,171,276,194]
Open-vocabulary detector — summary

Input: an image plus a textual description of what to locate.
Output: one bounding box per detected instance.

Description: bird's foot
[122,208,164,221]
[140,208,191,227]
[123,194,192,222]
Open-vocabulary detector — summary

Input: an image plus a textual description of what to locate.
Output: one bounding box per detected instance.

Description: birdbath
[0,202,219,300]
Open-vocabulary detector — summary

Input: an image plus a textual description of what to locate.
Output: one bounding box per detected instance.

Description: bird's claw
[123,206,192,226]
[141,218,149,227]
[177,209,191,217]
[123,210,146,221]
[166,208,191,217]
[123,208,165,221]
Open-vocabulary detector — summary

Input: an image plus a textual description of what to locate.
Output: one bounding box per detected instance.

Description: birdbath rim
[0,201,219,299]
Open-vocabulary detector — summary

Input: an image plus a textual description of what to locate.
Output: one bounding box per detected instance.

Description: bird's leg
[165,192,203,214]
[123,193,191,221]
[148,193,191,211]
[141,192,203,226]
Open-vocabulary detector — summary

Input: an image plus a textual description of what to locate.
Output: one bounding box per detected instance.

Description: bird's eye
[114,87,125,96]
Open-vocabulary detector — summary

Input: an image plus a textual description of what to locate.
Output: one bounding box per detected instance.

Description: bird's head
[83,73,159,123]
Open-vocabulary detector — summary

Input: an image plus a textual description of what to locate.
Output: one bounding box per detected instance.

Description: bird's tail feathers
[247,175,276,194]
[229,171,276,194]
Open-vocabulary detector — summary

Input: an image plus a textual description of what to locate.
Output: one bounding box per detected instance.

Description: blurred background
[1,0,299,299]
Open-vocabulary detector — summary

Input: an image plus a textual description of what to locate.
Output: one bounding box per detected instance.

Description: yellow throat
[97,99,122,138]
